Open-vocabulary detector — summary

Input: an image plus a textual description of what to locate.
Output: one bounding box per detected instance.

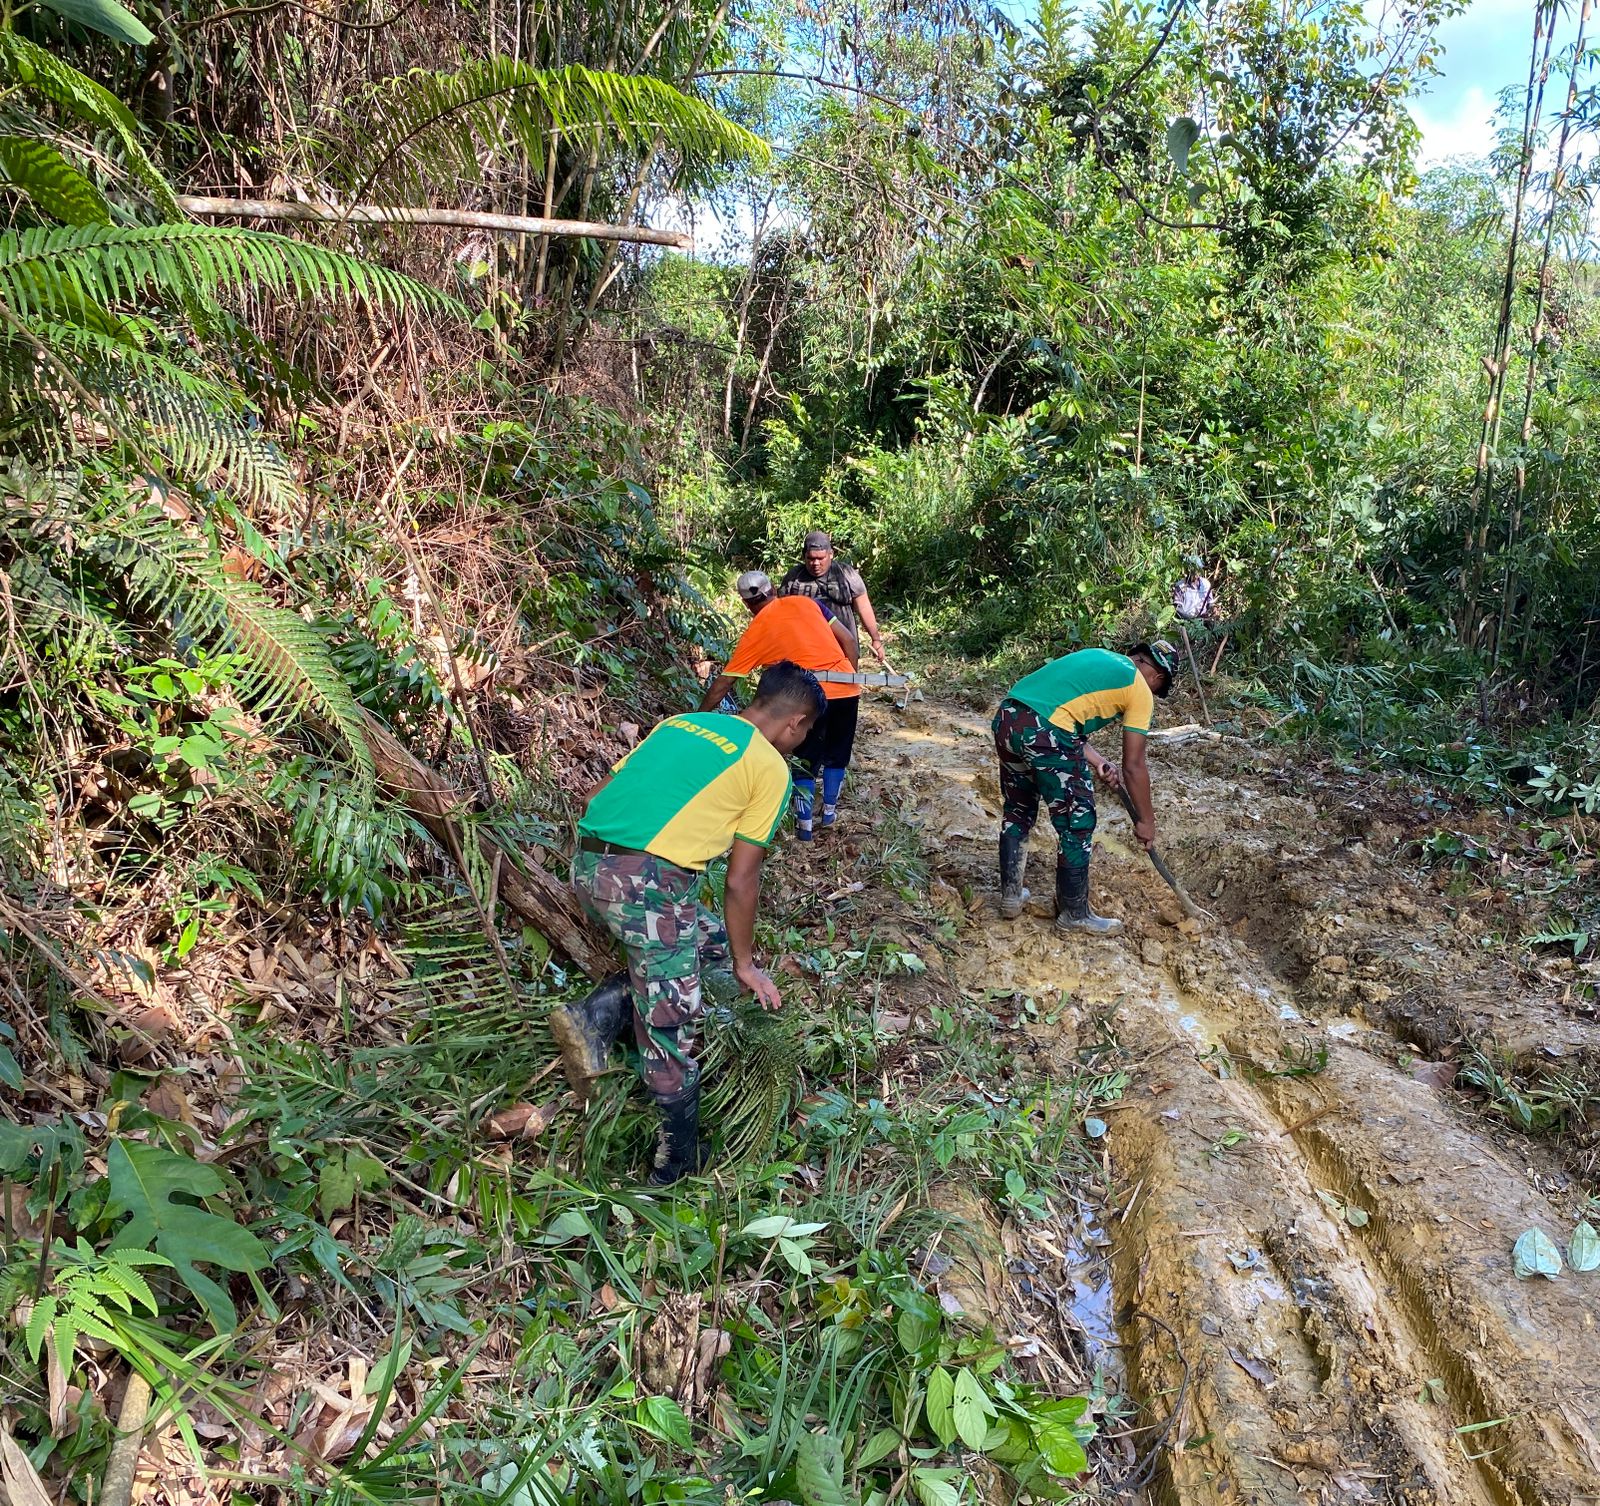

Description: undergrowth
[1,787,1128,1504]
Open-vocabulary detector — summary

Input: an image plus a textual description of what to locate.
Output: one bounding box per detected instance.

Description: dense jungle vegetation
[1,0,1598,1499]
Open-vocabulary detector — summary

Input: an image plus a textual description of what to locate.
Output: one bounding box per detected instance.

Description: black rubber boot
[1055,863,1124,936]
[999,831,1028,918]
[647,1081,708,1187]
[548,973,630,1097]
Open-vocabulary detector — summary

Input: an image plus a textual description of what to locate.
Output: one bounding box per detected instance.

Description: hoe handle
[1115,787,1204,921]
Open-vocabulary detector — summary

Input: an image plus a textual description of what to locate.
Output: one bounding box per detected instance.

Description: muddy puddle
[856,696,1600,1505]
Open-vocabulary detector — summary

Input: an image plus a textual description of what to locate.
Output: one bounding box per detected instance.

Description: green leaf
[0,34,178,218]
[104,1139,270,1330]
[1033,1396,1090,1426]
[175,914,200,959]
[911,1470,961,1506]
[777,1236,814,1276]
[925,1366,957,1446]
[35,0,155,46]
[895,1292,940,1358]
[1511,1227,1562,1280]
[634,1394,692,1450]
[318,1147,388,1221]
[1569,1220,1600,1273]
[0,1043,20,1091]
[984,1416,1035,1465]
[741,1214,826,1239]
[24,1294,56,1361]
[856,1428,901,1469]
[795,1431,852,1506]
[1033,1421,1089,1477]
[952,1368,997,1451]
[1165,116,1201,176]
[0,137,111,225]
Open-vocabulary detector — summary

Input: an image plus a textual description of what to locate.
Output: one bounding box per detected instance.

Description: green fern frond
[53,327,301,509]
[0,135,110,225]
[0,33,179,220]
[347,60,770,205]
[40,487,378,788]
[0,223,465,326]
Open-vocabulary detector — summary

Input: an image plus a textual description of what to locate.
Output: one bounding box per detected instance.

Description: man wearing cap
[992,642,1179,935]
[699,571,862,840]
[780,531,889,665]
[551,661,826,1185]
[1173,556,1217,622]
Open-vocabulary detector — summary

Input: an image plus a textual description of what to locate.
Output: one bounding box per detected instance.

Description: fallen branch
[359,712,615,979]
[177,196,692,249]
[99,1373,152,1506]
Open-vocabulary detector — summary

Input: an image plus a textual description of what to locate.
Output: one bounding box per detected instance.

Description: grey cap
[803,530,833,552]
[1184,554,1204,570]
[736,570,774,601]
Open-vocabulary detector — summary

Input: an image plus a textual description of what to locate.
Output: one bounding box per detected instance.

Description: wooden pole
[177,196,692,249]
[1178,625,1211,725]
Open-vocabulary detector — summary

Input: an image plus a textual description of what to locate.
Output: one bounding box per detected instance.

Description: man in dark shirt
[779,531,888,664]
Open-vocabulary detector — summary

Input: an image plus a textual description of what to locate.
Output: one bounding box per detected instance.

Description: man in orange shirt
[699,571,862,840]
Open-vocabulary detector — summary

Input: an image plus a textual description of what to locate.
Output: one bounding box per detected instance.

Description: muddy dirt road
[855,696,1600,1506]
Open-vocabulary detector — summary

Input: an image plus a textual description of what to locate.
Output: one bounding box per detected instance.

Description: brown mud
[854,695,1600,1506]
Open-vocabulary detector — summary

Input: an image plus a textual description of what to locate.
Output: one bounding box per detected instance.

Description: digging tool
[1177,624,1212,725]
[1114,786,1207,922]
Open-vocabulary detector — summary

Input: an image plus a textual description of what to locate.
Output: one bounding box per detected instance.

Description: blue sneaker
[821,804,837,828]
[797,820,814,842]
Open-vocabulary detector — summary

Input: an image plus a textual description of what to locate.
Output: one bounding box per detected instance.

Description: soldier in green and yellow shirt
[551,661,825,1185]
[993,642,1178,935]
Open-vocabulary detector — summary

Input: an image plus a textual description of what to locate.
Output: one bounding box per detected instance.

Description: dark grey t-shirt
[780,560,866,636]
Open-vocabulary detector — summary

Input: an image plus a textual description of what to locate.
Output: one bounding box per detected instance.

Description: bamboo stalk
[176,196,691,249]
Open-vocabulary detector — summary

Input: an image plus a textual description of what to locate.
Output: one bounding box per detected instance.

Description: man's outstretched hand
[736,961,783,1012]
[1134,817,1156,849]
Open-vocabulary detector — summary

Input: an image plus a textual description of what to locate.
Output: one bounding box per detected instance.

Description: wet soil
[853,695,1600,1506]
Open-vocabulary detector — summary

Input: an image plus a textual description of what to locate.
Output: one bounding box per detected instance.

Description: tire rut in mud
[856,698,1600,1505]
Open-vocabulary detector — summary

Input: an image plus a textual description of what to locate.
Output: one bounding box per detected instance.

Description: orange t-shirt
[724,596,859,701]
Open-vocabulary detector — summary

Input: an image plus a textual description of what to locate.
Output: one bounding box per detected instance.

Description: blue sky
[1411,0,1546,165]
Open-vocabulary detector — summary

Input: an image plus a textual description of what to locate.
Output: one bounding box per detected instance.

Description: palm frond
[385,904,521,1016]
[700,996,807,1166]
[0,223,464,326]
[345,60,770,205]
[0,135,110,225]
[0,33,179,220]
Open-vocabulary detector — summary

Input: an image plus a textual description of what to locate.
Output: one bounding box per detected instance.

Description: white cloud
[1413,83,1499,167]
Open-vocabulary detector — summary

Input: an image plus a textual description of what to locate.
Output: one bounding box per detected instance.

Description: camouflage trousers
[572,846,729,1097]
[992,698,1096,871]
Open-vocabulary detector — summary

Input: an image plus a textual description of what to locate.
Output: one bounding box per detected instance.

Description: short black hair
[753,659,826,722]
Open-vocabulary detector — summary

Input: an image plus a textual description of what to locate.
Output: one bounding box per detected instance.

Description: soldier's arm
[725,839,781,1010]
[1084,742,1122,789]
[1121,729,1154,847]
[698,672,737,712]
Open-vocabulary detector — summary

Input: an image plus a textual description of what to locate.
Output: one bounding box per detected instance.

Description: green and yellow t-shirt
[1006,649,1154,738]
[578,712,792,871]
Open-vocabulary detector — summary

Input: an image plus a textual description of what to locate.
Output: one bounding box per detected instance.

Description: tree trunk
[359,713,614,979]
